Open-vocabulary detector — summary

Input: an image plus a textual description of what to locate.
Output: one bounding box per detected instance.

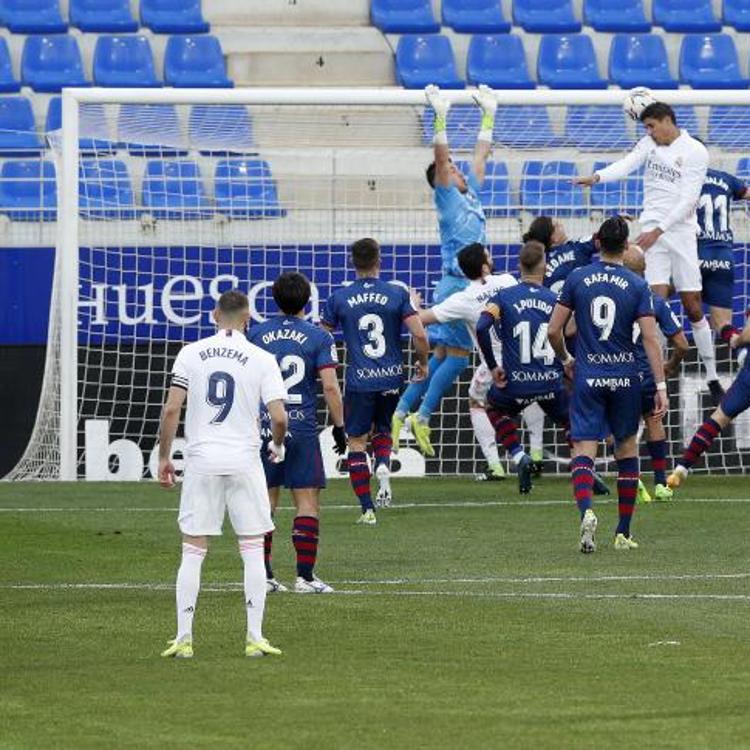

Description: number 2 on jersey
[206,371,235,423]
[279,354,305,405]
[359,313,386,358]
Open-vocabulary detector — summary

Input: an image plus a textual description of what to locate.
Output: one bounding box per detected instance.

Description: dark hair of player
[595,215,629,254]
[426,161,437,189]
[457,243,488,280]
[272,271,311,316]
[351,237,381,271]
[519,240,546,275]
[640,102,676,125]
[217,289,249,316]
[522,216,555,250]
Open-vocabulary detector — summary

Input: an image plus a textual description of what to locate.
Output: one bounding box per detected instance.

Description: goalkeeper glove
[425,84,450,145]
[267,440,286,464]
[332,425,347,455]
[473,84,496,143]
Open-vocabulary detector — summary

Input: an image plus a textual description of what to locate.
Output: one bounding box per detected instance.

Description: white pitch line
[1,497,750,513]
[3,582,749,602]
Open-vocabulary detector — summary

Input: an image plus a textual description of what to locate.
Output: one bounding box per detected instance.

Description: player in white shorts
[575,101,721,401]
[414,242,545,480]
[157,289,288,659]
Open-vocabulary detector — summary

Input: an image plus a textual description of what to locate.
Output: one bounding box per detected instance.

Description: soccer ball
[622,87,656,122]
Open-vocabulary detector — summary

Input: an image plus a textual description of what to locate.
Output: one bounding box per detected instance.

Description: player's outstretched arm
[158,386,186,488]
[573,138,650,187]
[664,330,689,379]
[472,85,497,185]
[426,85,453,188]
[639,315,667,417]
[405,313,430,381]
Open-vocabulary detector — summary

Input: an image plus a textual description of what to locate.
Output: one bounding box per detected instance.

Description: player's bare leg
[291,488,333,593]
[264,487,288,593]
[162,534,208,658]
[348,434,377,525]
[709,305,732,334]
[612,436,640,550]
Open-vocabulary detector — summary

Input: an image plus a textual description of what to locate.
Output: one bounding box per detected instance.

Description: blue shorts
[262,433,326,490]
[487,385,570,426]
[698,244,734,309]
[570,374,641,443]
[345,389,400,437]
[430,274,472,351]
[720,362,750,419]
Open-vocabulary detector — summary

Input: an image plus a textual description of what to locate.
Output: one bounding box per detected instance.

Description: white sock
[523,402,545,454]
[470,407,500,466]
[691,318,718,381]
[239,536,267,643]
[175,543,206,642]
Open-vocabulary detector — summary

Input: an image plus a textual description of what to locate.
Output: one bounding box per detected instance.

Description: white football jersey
[171,329,286,475]
[431,272,517,363]
[596,129,708,234]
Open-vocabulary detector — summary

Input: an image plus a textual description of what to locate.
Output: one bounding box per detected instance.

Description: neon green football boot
[407,414,435,457]
[636,479,652,505]
[654,483,674,501]
[391,412,405,454]
[245,638,282,658]
[614,533,639,550]
[161,638,193,659]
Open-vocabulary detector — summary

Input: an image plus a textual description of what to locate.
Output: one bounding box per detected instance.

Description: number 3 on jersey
[206,371,235,423]
[359,313,386,358]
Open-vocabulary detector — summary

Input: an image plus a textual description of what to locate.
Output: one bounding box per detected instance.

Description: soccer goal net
[7,88,750,481]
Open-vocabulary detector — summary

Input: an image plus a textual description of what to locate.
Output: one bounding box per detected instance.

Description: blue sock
[417,354,469,421]
[396,354,445,416]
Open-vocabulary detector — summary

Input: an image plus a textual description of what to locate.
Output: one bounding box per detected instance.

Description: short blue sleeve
[321,293,338,328]
[558,272,576,308]
[316,330,338,370]
[400,287,417,320]
[636,280,654,318]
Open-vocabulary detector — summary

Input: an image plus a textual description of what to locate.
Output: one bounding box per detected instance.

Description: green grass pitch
[1,476,750,749]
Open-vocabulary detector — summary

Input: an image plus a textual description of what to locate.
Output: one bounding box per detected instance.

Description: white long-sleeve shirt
[595,130,708,234]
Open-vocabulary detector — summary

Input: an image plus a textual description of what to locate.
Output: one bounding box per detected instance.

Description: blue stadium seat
[0,38,20,93]
[0,0,67,34]
[495,106,559,148]
[708,106,750,150]
[94,36,161,88]
[680,34,748,89]
[22,36,89,94]
[736,157,750,181]
[591,160,623,213]
[421,106,481,148]
[622,167,644,212]
[46,97,115,154]
[0,97,43,157]
[0,160,56,222]
[565,106,630,150]
[164,36,232,88]
[609,34,677,89]
[538,34,606,89]
[215,160,285,219]
[724,0,750,32]
[189,105,254,155]
[465,160,517,218]
[79,160,137,220]
[118,104,187,158]
[653,0,721,32]
[140,0,209,34]
[513,0,581,33]
[69,0,138,33]
[442,0,510,33]
[521,161,586,216]
[583,0,650,32]
[142,160,212,221]
[467,34,535,89]
[396,35,464,89]
[371,0,439,33]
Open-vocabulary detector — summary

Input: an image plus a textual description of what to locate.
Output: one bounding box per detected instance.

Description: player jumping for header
[548,217,667,553]
[250,272,347,594]
[392,84,498,460]
[322,238,429,525]
[574,102,719,402]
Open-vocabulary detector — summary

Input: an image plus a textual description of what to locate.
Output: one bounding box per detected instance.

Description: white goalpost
[8,87,750,481]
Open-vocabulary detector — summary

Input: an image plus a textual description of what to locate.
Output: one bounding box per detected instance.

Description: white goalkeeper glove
[425,84,450,144]
[473,84,497,143]
[267,440,286,464]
